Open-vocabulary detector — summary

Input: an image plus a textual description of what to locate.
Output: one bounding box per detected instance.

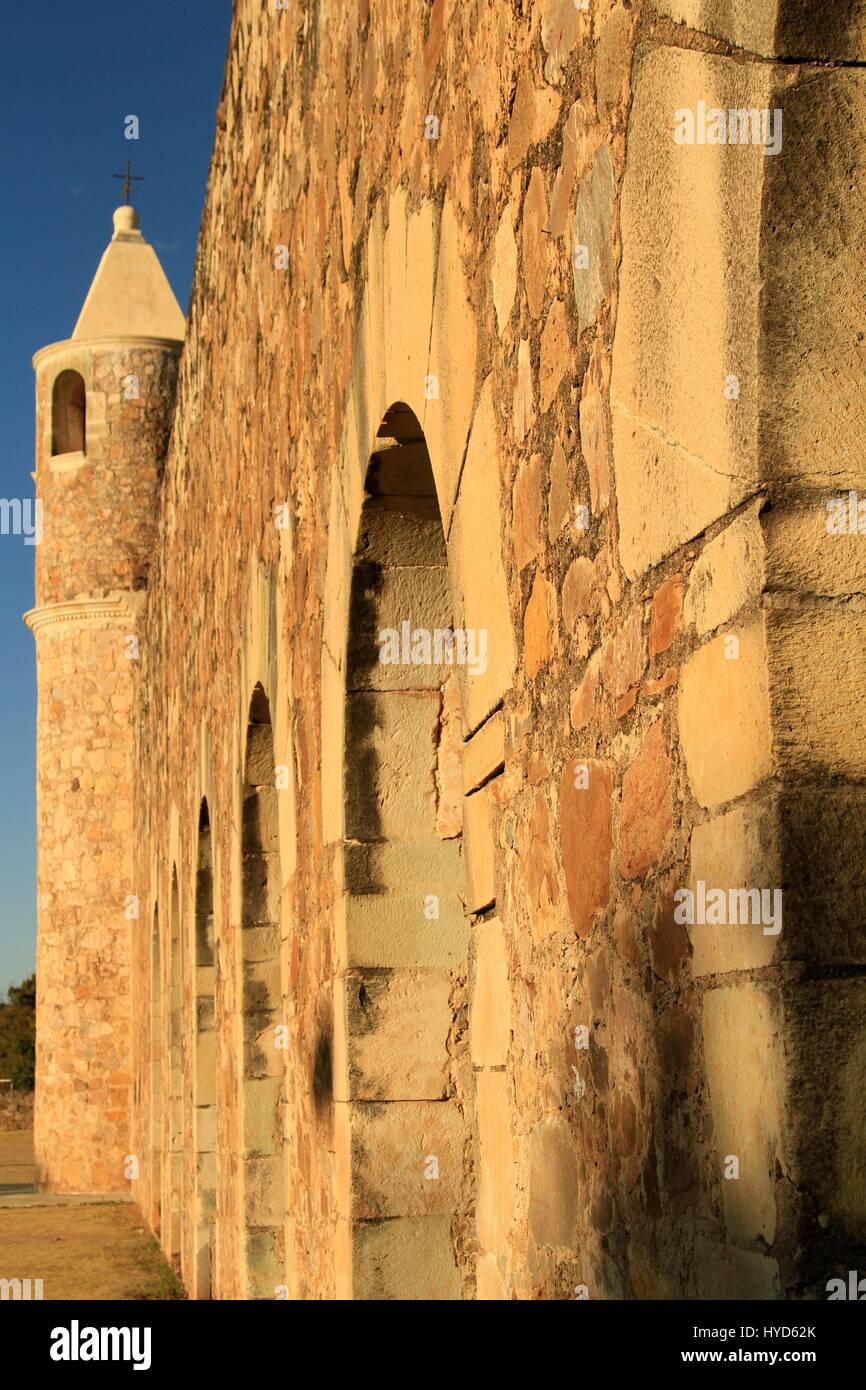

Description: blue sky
[0,2,232,994]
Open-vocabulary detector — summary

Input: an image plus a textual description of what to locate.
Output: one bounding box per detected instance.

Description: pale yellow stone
[678,619,773,808]
[462,711,506,794]
[687,797,782,976]
[513,337,535,444]
[702,985,781,1245]
[352,1214,462,1300]
[684,501,766,636]
[343,1099,465,1218]
[448,377,517,734]
[338,890,469,970]
[492,205,518,336]
[334,969,454,1101]
[765,501,866,598]
[654,0,866,60]
[464,784,496,911]
[476,1070,512,1256]
[470,918,511,1067]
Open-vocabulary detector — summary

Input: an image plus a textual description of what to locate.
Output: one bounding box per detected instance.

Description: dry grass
[0,1131,182,1300]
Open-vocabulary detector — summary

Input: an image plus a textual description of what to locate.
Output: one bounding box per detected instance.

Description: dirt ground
[0,1131,182,1300]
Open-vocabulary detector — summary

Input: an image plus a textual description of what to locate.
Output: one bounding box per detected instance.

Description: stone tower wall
[29,338,180,1192]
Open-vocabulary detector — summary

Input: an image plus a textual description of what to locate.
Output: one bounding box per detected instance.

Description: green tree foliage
[0,974,36,1090]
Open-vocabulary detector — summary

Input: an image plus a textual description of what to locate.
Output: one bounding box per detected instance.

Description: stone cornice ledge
[23,596,137,635]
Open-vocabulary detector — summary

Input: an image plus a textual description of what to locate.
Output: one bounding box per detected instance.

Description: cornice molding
[23,596,137,635]
[32,336,184,370]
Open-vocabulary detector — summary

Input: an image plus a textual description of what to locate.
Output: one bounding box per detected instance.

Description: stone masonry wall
[129,0,866,1298]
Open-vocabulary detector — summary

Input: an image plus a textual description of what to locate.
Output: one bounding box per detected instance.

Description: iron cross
[113,160,144,204]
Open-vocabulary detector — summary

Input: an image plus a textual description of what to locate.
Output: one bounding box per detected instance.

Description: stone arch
[51,369,86,456]
[335,402,470,1300]
[321,195,517,1298]
[241,683,284,1297]
[150,903,162,1233]
[193,798,217,1297]
[168,865,183,1261]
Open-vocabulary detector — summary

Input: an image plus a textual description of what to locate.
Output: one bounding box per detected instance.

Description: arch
[51,369,86,456]
[193,799,217,1297]
[150,904,162,1233]
[241,684,284,1297]
[337,403,470,1299]
[167,865,183,1262]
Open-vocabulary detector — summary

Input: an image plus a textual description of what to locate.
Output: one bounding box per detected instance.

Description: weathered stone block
[619,719,674,880]
[678,618,773,808]
[344,690,439,841]
[684,502,765,637]
[702,984,782,1246]
[476,1070,512,1255]
[340,890,468,970]
[462,711,505,795]
[766,596,866,783]
[351,1214,462,1301]
[335,969,453,1101]
[341,1100,464,1219]
[687,797,782,976]
[654,0,866,63]
[447,378,516,735]
[243,1076,283,1157]
[528,1117,580,1249]
[470,918,511,1068]
[559,759,613,938]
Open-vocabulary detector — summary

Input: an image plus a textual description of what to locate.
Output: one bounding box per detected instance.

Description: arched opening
[150,905,162,1233]
[51,370,86,455]
[338,402,469,1299]
[241,684,284,1297]
[168,866,183,1263]
[194,800,217,1297]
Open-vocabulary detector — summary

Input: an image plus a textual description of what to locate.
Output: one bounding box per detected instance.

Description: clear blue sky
[0,1,232,995]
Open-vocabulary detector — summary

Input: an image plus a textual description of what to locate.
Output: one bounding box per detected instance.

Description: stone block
[470,918,511,1067]
[476,1070,512,1255]
[340,1100,464,1218]
[611,47,768,577]
[351,1214,462,1300]
[780,977,866,1245]
[243,1076,283,1156]
[559,758,613,938]
[464,784,496,911]
[678,618,772,808]
[702,984,782,1246]
[340,890,468,970]
[687,797,782,976]
[462,712,505,795]
[684,502,765,637]
[766,597,866,783]
[619,719,674,880]
[335,968,453,1101]
[344,690,439,841]
[529,1117,580,1249]
[654,0,866,62]
[447,378,517,735]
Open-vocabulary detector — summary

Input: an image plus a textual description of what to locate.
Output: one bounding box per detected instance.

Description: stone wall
[127,0,866,1298]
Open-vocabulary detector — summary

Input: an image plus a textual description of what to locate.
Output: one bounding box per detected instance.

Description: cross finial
[112,159,144,205]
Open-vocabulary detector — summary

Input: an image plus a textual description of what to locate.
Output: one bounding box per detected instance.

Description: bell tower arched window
[51,370,86,455]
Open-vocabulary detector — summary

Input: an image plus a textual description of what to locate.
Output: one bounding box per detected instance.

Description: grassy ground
[0,1131,183,1300]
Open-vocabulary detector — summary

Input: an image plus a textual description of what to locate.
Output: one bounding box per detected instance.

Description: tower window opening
[51,370,86,455]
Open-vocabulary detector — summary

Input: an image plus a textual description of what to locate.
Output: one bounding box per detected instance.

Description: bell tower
[25,203,184,1192]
